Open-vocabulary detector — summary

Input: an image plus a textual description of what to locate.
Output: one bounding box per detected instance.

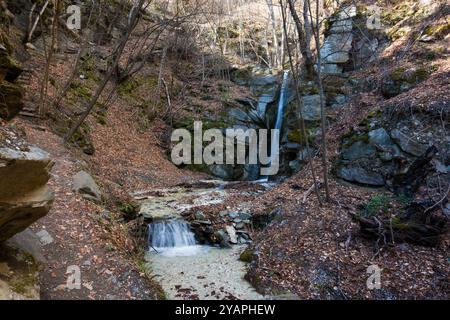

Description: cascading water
[147,220,205,256]
[273,70,290,132]
[259,70,290,182]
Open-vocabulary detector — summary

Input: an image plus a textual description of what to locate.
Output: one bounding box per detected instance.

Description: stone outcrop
[0,146,54,242]
[0,24,24,121]
[320,5,357,75]
[72,171,103,203]
[0,229,43,300]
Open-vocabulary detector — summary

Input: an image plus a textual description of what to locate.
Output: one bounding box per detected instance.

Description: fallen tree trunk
[354,199,448,247]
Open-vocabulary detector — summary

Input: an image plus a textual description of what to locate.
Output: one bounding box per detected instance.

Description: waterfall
[147,220,204,256]
[274,70,290,131]
[260,70,290,182]
[148,220,196,248]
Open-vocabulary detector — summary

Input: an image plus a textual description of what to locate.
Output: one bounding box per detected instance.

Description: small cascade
[147,220,204,256]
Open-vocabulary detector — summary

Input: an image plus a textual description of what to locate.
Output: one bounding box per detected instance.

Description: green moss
[424,23,450,38]
[288,129,311,144]
[0,54,22,81]
[71,124,95,155]
[118,79,141,97]
[239,249,253,263]
[69,81,92,100]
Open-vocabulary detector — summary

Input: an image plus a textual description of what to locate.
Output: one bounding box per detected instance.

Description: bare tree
[286,0,314,78]
[307,0,330,201]
[280,0,322,204]
[39,0,61,116]
[65,0,149,141]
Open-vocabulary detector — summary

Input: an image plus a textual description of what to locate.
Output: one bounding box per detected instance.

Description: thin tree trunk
[65,0,146,141]
[54,2,96,108]
[39,0,60,116]
[266,0,279,68]
[308,0,330,201]
[280,0,322,205]
[26,0,51,44]
[286,0,314,78]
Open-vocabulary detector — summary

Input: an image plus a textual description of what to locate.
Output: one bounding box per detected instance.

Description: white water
[261,70,290,182]
[148,220,205,256]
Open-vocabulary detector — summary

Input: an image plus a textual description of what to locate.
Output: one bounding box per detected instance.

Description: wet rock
[214,229,232,248]
[336,166,385,186]
[369,128,395,148]
[72,171,102,203]
[238,212,252,220]
[289,159,301,172]
[243,163,260,181]
[0,146,54,242]
[228,212,239,219]
[390,129,429,156]
[194,211,206,220]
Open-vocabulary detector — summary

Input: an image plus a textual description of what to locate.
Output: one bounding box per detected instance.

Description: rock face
[0,27,24,121]
[72,171,102,203]
[0,147,54,242]
[320,5,356,75]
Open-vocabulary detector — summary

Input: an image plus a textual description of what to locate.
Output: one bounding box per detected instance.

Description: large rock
[225,225,238,244]
[301,95,322,121]
[336,166,385,186]
[0,147,54,242]
[342,141,376,161]
[72,171,102,203]
[0,81,23,121]
[320,32,353,64]
[390,129,429,157]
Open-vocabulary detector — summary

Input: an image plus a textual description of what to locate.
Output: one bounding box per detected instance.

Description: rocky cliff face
[0,127,54,242]
[0,8,24,121]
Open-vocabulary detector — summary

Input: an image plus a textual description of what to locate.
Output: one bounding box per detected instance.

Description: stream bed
[136,183,265,300]
[145,245,263,300]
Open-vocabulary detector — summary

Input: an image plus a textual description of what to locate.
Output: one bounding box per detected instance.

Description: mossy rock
[71,124,95,155]
[423,23,450,39]
[0,81,24,120]
[239,248,253,263]
[0,53,22,82]
[287,129,311,144]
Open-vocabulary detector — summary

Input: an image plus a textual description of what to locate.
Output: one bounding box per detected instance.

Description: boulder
[225,225,238,244]
[342,141,376,161]
[0,82,23,121]
[0,231,41,300]
[390,129,429,157]
[336,166,385,186]
[214,229,231,248]
[0,147,54,242]
[72,171,102,203]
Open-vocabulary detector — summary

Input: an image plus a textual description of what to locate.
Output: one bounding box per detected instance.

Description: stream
[138,70,290,300]
[136,185,265,300]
